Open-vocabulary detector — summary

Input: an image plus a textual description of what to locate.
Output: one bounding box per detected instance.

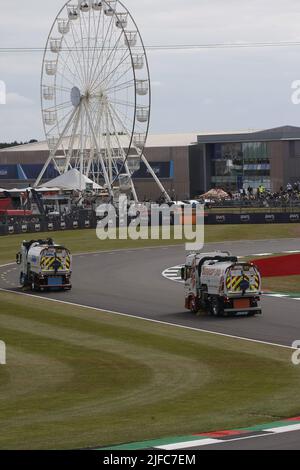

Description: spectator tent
[41,168,103,191]
[201,188,229,199]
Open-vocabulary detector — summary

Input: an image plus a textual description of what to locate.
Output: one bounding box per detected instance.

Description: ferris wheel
[35,0,171,202]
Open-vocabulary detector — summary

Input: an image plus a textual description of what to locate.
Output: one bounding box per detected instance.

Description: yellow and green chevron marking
[41,255,71,271]
[65,256,71,270]
[226,274,259,292]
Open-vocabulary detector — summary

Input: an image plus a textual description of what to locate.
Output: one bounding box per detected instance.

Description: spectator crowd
[212,182,300,209]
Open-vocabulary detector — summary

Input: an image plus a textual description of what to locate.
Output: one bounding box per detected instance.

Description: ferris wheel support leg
[124,161,139,203]
[83,101,114,198]
[105,107,113,185]
[64,106,81,173]
[87,105,103,178]
[140,154,172,202]
[79,104,85,190]
[34,107,78,187]
[107,105,139,203]
[132,185,139,203]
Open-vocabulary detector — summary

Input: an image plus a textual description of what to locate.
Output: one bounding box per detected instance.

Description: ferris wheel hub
[71,86,81,107]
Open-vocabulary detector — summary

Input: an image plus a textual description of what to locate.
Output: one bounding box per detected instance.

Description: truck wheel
[210,297,222,317]
[20,273,26,287]
[190,297,199,314]
[31,279,39,291]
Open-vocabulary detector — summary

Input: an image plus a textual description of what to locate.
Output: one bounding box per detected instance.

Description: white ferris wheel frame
[36,0,171,202]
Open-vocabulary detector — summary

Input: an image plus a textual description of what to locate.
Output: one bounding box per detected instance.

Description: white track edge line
[0,287,295,351]
[163,424,300,449]
[156,438,223,450]
[265,423,300,434]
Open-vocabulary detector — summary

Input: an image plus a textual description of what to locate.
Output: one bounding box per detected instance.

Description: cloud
[151,81,162,88]
[1,0,300,140]
[0,104,42,142]
[6,92,34,106]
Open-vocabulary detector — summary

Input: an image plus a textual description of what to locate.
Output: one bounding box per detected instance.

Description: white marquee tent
[40,169,103,191]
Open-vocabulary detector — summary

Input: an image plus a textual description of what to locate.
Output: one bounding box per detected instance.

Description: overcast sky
[1,0,300,141]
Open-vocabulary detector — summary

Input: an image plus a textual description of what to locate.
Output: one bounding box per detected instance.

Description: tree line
[0,140,38,149]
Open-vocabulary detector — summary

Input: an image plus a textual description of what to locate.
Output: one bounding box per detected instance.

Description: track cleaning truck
[16,238,72,291]
[182,251,262,316]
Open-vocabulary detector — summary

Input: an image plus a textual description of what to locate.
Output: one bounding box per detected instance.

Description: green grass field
[1,225,299,448]
[0,223,299,264]
[0,291,299,450]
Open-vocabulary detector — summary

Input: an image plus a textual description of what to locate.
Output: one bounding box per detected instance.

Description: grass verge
[0,223,299,265]
[263,275,300,295]
[0,291,299,449]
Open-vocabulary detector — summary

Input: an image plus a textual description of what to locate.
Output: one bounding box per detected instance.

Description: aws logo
[240,215,250,222]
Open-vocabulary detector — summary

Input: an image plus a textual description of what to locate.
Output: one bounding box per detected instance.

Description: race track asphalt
[1,237,300,449]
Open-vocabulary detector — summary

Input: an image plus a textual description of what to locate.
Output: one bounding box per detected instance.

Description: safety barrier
[204,212,300,225]
[0,210,97,236]
[0,210,299,236]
